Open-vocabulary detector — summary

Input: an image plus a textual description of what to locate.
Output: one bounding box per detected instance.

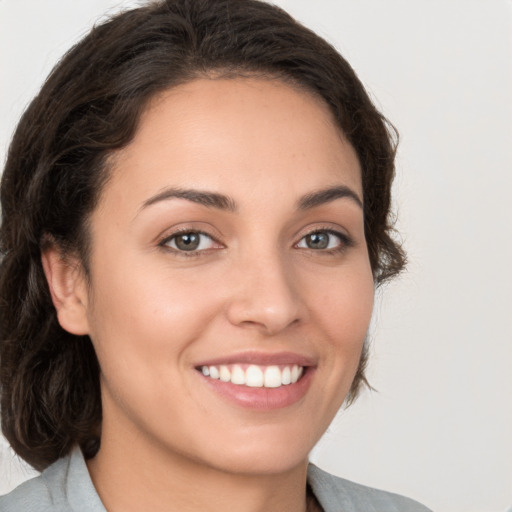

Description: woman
[0,0,431,510]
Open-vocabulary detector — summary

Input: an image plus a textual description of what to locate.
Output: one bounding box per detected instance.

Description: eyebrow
[140,187,237,212]
[139,184,362,214]
[297,185,363,210]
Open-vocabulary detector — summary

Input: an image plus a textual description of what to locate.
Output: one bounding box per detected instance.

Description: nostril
[225,295,302,334]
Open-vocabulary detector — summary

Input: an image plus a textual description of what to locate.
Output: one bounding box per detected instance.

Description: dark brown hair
[0,0,404,471]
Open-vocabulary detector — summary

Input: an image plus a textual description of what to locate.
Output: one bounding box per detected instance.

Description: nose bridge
[226,243,302,334]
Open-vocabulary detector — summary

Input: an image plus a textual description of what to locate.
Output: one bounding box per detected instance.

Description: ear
[41,246,90,336]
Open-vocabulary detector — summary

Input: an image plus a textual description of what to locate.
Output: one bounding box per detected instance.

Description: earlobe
[41,246,90,336]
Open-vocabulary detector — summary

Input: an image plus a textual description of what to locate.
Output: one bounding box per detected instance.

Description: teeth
[231,365,246,385]
[209,366,219,379]
[291,365,299,383]
[282,366,291,385]
[264,366,281,388]
[246,365,263,387]
[219,365,231,382]
[200,363,305,388]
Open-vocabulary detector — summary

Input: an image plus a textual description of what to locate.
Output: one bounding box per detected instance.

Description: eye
[296,230,347,251]
[162,231,217,252]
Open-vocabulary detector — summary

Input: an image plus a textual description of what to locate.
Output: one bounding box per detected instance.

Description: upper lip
[194,351,317,368]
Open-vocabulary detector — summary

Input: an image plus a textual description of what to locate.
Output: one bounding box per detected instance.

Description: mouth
[197,364,304,389]
[194,353,315,410]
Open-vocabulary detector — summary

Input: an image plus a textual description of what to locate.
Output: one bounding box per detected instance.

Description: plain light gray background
[1,1,511,511]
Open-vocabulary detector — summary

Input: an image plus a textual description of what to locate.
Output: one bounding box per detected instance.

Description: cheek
[85,253,237,386]
[84,260,227,425]
[299,262,374,428]
[308,263,374,347]
[305,262,374,407]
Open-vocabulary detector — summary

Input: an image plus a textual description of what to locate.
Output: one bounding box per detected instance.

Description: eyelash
[158,228,220,257]
[158,227,353,257]
[295,229,354,254]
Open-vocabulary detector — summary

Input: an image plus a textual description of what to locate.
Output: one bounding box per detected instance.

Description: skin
[43,78,374,512]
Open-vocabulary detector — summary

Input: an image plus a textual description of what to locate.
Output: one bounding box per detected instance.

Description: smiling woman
[70,79,374,491]
[0,1,430,511]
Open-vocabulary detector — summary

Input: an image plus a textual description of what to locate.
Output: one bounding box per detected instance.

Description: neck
[87,418,310,512]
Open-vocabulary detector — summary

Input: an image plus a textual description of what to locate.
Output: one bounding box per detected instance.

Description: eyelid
[158,227,225,255]
[294,225,355,251]
[155,222,354,256]
[294,222,351,241]
[155,221,224,244]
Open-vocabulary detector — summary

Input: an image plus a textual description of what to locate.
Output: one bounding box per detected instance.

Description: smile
[200,364,304,388]
[195,353,315,410]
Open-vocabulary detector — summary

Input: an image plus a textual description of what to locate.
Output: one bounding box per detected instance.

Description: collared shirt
[0,447,432,512]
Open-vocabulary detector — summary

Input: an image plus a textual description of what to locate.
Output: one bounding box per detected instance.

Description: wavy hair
[0,0,405,470]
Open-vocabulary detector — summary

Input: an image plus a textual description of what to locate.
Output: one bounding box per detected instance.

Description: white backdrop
[1,1,511,511]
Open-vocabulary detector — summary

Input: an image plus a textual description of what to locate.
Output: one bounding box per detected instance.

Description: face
[75,78,374,475]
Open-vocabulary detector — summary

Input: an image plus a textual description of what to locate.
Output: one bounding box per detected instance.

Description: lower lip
[198,367,315,410]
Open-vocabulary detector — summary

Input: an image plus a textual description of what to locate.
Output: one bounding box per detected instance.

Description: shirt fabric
[0,447,432,511]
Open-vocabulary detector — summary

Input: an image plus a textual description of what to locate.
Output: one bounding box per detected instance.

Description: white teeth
[291,365,299,384]
[246,365,264,387]
[231,365,246,385]
[209,366,219,379]
[281,366,291,385]
[219,365,231,382]
[264,366,282,388]
[200,363,305,388]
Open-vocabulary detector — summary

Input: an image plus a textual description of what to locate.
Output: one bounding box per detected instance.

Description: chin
[205,449,309,477]
[190,424,319,477]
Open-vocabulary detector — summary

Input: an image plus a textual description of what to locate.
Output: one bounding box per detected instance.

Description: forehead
[101,77,361,212]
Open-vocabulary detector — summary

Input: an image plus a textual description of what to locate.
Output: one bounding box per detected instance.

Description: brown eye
[164,231,216,252]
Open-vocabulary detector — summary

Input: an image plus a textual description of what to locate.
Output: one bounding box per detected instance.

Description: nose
[225,251,304,336]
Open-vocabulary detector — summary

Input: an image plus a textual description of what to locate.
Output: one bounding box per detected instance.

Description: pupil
[307,232,328,249]
[176,233,199,251]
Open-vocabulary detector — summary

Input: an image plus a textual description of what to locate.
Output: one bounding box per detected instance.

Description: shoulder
[0,447,104,512]
[308,464,433,512]
[0,456,68,512]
